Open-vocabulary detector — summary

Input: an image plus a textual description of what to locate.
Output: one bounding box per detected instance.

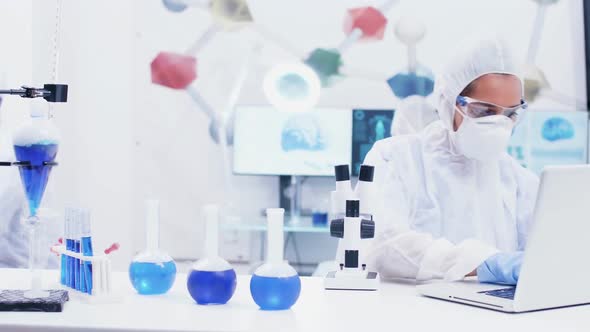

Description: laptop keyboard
[478,287,516,300]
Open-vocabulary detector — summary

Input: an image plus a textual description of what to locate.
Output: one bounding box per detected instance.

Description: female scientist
[365,36,538,285]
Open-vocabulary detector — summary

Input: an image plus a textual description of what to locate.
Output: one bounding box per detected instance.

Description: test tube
[60,217,67,285]
[75,210,87,294]
[80,209,93,295]
[74,217,81,291]
[66,211,75,288]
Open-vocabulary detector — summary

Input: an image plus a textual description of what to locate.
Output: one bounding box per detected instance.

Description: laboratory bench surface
[0,269,588,332]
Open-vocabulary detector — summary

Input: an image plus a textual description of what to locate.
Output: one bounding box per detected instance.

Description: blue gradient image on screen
[281,114,326,152]
[541,117,574,142]
[14,142,58,217]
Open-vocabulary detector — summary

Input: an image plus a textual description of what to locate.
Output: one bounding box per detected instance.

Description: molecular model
[152,0,258,144]
[153,0,407,143]
[306,1,397,86]
[152,0,584,150]
[387,16,434,99]
[264,0,401,113]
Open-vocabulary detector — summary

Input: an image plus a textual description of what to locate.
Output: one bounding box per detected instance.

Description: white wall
[21,0,587,269]
[0,0,33,252]
[30,0,137,267]
[0,0,33,149]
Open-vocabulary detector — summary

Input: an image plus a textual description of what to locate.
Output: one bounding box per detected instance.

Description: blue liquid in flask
[187,269,237,305]
[14,142,58,217]
[250,274,301,310]
[129,261,177,295]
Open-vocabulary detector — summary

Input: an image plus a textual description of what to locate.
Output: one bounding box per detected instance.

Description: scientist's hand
[476,252,524,285]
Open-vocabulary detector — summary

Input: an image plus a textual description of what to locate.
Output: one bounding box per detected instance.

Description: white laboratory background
[0,0,586,271]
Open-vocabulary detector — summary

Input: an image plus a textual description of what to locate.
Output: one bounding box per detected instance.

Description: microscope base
[323,271,380,291]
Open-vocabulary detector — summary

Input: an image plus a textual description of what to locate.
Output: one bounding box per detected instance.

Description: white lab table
[0,268,588,332]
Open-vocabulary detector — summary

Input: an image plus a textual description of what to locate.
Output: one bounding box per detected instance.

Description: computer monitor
[233,106,396,177]
[233,105,353,176]
[508,109,589,174]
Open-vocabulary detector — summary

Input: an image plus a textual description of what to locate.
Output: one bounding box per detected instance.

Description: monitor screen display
[508,110,588,174]
[233,106,353,176]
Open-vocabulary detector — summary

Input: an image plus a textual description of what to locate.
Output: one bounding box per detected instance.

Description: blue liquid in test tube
[60,219,68,286]
[74,237,81,291]
[71,208,94,295]
[60,252,67,285]
[82,236,94,294]
[66,219,74,288]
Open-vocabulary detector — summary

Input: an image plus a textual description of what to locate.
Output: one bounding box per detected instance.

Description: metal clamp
[0,161,59,167]
[0,84,68,103]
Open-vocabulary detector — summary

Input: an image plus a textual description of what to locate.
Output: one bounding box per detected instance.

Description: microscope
[324,164,380,291]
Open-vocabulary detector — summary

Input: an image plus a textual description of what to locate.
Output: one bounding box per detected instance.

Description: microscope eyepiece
[359,165,375,182]
[334,165,350,182]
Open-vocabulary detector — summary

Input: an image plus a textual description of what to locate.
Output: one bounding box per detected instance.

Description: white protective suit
[0,112,28,268]
[364,37,539,281]
[391,96,439,136]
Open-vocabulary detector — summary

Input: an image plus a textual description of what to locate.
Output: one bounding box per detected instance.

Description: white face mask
[452,109,514,161]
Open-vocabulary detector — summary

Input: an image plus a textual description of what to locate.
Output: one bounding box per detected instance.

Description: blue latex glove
[477,252,524,285]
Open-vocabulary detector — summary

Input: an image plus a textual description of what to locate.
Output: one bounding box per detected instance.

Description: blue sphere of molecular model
[387,65,434,99]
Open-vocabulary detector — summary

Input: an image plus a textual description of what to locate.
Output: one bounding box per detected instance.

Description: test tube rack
[51,245,115,302]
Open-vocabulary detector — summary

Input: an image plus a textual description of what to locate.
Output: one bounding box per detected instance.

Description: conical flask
[13,106,59,219]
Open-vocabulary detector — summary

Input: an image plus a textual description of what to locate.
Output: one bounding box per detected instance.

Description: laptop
[417,165,590,313]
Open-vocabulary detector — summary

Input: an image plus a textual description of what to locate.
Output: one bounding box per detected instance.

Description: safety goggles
[456,95,528,122]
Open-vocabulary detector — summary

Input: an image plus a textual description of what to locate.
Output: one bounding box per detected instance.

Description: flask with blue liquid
[250,208,301,310]
[187,205,237,305]
[129,200,177,295]
[13,104,59,299]
[12,105,59,220]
